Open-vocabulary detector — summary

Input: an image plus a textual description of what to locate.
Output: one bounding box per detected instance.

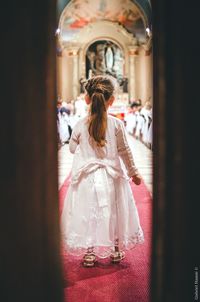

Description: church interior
[56,3,153,301]
[1,1,200,302]
[56,0,152,107]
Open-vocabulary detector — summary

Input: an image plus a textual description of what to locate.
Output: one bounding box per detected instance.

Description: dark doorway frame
[1,1,63,302]
[151,1,200,302]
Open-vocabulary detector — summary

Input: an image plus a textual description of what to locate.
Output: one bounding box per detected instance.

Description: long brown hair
[84,75,116,147]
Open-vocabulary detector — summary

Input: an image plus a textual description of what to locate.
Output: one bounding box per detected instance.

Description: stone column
[55,33,64,98]
[1,1,63,301]
[60,47,79,101]
[143,39,153,103]
[71,48,79,100]
[56,51,63,98]
[128,46,138,101]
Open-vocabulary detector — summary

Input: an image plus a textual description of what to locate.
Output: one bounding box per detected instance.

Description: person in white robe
[135,111,144,140]
[58,108,70,145]
[140,102,152,144]
[125,102,140,135]
[146,108,153,148]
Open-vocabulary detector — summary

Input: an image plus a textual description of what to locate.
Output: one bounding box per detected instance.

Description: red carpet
[59,174,152,302]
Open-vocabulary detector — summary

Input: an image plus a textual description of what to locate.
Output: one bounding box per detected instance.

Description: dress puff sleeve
[69,121,81,154]
[116,120,139,177]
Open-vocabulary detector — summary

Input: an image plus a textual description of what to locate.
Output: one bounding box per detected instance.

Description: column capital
[57,42,80,57]
[67,47,80,56]
[128,45,139,56]
[142,37,152,56]
[56,37,64,57]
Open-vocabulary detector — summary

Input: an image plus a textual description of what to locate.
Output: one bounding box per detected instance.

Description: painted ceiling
[57,0,151,25]
[59,0,149,43]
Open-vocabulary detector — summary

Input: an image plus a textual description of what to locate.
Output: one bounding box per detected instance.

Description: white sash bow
[71,160,127,211]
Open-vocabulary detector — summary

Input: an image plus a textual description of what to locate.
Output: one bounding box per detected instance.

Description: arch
[84,37,125,59]
[60,20,137,79]
[59,20,137,47]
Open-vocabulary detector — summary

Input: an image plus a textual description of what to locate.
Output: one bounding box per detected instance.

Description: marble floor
[58,135,152,194]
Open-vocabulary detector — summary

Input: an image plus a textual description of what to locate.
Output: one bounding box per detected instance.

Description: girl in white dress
[61,75,144,267]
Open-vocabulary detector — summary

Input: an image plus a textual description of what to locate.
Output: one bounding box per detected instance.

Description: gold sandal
[110,251,125,263]
[83,253,96,267]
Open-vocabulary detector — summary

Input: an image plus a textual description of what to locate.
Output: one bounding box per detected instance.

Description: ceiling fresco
[57,0,151,25]
[60,0,146,43]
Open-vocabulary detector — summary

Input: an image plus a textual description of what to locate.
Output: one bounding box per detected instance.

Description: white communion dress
[61,115,144,258]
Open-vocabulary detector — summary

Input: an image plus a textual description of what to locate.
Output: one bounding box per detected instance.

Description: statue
[79,77,86,93]
[86,41,124,81]
[95,44,107,74]
[87,51,96,72]
[105,46,114,72]
[113,46,123,78]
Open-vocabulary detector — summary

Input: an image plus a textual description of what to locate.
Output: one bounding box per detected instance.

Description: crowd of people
[57,95,153,150]
[125,99,153,149]
[56,95,87,148]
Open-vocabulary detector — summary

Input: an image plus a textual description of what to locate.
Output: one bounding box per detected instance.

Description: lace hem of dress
[61,228,144,259]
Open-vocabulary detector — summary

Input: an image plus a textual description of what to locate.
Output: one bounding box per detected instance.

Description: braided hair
[84,75,116,147]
